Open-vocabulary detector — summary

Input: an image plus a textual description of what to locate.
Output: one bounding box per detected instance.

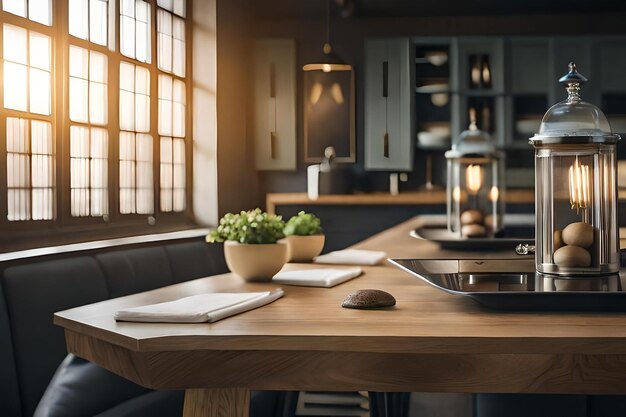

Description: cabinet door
[364,38,414,171]
[253,39,296,170]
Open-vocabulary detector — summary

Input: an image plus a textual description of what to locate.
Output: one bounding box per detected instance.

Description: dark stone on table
[341,289,396,309]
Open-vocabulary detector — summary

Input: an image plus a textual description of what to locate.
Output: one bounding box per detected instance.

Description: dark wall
[216,2,626,211]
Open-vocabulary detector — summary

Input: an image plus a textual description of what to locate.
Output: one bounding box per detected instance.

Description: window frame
[0,0,194,243]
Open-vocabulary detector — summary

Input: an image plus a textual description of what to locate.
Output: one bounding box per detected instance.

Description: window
[1,0,192,242]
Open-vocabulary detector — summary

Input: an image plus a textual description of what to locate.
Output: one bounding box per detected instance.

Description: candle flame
[466,164,482,194]
[568,156,591,213]
[489,186,499,202]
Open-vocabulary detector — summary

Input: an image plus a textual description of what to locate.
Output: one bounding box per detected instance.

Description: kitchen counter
[266,189,535,215]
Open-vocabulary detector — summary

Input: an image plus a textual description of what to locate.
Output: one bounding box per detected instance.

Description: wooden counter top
[266,189,535,214]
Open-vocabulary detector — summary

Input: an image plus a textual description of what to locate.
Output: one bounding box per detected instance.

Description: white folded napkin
[114,289,284,323]
[313,249,387,266]
[273,267,362,288]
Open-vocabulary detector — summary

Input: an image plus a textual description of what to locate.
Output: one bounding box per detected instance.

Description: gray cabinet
[364,38,415,171]
[253,39,297,170]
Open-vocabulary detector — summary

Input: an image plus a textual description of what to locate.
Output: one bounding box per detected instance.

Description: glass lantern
[530,63,621,276]
[445,120,504,238]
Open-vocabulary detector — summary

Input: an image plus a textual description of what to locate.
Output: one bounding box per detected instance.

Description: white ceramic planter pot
[223,241,288,282]
[282,234,325,262]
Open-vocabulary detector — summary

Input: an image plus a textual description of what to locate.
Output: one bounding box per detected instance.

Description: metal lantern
[529,63,621,276]
[445,120,504,238]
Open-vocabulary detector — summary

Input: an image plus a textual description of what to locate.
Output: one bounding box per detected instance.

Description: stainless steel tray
[410,225,534,251]
[389,258,626,311]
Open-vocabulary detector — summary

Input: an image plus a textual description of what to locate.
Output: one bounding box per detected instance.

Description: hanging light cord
[324,0,332,54]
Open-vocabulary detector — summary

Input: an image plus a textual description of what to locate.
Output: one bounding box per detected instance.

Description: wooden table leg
[182,388,250,417]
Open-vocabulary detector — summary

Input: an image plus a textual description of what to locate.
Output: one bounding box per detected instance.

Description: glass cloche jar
[529,63,621,276]
[445,118,504,238]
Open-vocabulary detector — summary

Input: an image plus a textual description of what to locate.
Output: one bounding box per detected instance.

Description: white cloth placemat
[273,267,362,288]
[114,289,284,323]
[313,249,387,265]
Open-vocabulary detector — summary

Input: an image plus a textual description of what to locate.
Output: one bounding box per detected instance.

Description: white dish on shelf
[416,83,449,94]
[424,51,448,66]
[417,131,451,148]
[515,118,542,135]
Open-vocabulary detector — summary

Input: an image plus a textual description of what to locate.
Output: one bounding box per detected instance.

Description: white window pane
[173,0,185,17]
[160,136,172,162]
[69,77,89,122]
[173,189,185,212]
[172,102,185,137]
[70,126,89,157]
[89,50,107,83]
[160,190,172,212]
[69,0,89,40]
[135,94,150,132]
[90,188,108,216]
[159,100,172,135]
[136,133,152,162]
[135,66,150,95]
[90,158,106,187]
[29,0,52,25]
[8,189,30,221]
[6,118,28,153]
[136,188,153,214]
[135,20,149,63]
[3,0,26,18]
[120,15,136,59]
[70,158,89,188]
[160,163,172,188]
[29,32,51,71]
[173,39,185,77]
[89,0,108,46]
[157,0,173,11]
[3,24,27,65]
[90,128,108,158]
[89,82,107,124]
[119,61,135,91]
[157,10,172,73]
[69,45,89,79]
[121,0,134,17]
[119,131,135,160]
[4,62,28,111]
[136,0,148,21]
[30,69,51,115]
[119,90,135,131]
[31,120,53,155]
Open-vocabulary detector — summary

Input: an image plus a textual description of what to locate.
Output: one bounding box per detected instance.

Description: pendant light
[303,0,352,72]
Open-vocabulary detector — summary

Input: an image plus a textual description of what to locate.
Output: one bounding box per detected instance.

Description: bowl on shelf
[424,51,448,66]
[415,83,449,94]
[515,117,542,136]
[417,124,451,149]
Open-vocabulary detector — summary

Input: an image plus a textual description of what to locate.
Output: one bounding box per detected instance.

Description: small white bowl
[425,51,448,66]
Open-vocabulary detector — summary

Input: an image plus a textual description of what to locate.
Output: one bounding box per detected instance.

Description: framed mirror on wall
[303,67,356,163]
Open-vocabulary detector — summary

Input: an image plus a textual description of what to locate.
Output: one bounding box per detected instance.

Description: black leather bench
[0,239,287,417]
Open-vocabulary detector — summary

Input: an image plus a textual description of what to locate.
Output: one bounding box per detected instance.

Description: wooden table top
[54,215,626,395]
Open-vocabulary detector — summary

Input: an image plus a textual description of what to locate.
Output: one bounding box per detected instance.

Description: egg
[461,224,486,238]
[553,245,591,268]
[460,210,483,225]
[484,214,496,229]
[562,222,594,248]
[553,230,564,250]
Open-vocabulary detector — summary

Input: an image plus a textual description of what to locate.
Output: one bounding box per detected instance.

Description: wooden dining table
[54,215,626,416]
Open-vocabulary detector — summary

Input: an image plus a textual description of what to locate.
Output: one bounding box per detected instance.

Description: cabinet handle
[269,63,277,159]
[383,61,389,158]
[383,132,389,158]
[382,61,388,97]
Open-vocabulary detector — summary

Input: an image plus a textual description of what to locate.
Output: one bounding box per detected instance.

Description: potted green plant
[282,211,325,262]
[206,209,287,281]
